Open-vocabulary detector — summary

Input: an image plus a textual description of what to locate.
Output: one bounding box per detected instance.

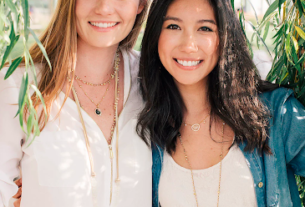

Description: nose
[95,0,115,15]
[179,33,198,54]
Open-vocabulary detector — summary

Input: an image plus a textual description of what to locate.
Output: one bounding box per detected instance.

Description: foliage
[0,0,49,145]
[235,0,305,205]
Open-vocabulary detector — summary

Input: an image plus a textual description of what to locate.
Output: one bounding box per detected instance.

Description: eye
[199,26,213,32]
[166,24,181,30]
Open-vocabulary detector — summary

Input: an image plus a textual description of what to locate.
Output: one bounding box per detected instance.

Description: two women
[0,0,151,206]
[138,0,305,206]
[2,0,305,206]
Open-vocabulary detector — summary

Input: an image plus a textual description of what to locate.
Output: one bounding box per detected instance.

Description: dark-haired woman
[137,0,305,206]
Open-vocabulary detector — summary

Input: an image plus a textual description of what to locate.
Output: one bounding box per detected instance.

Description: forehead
[166,0,216,21]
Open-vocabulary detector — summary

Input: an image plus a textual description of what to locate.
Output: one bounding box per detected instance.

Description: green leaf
[30,84,47,122]
[278,0,285,15]
[4,56,22,79]
[291,35,299,52]
[231,0,235,11]
[21,0,29,40]
[18,73,28,115]
[263,0,284,21]
[247,21,272,56]
[295,26,305,40]
[26,110,34,135]
[285,33,291,56]
[0,22,20,70]
[296,0,304,18]
[296,52,305,65]
[28,28,52,70]
[5,0,18,23]
[263,21,270,41]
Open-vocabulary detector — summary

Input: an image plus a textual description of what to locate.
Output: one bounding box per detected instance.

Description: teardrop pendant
[95,108,102,116]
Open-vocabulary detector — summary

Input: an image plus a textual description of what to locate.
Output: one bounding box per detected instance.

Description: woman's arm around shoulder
[0,67,25,207]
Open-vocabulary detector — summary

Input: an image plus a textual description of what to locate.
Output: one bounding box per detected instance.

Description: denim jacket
[152,88,305,207]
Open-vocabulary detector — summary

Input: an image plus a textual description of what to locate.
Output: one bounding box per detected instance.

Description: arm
[281,94,305,176]
[0,69,24,207]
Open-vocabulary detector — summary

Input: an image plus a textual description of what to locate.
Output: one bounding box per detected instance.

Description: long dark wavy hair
[137,0,278,153]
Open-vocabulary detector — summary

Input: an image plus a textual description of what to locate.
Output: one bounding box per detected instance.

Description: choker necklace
[75,71,116,86]
[74,51,120,116]
[184,113,210,132]
[178,122,225,207]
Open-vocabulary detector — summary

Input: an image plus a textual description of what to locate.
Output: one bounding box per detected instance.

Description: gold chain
[183,113,210,126]
[75,71,115,86]
[71,50,120,206]
[183,113,210,132]
[73,51,120,116]
[75,79,110,114]
[178,122,225,207]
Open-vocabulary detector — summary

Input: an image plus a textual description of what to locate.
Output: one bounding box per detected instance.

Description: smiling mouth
[174,58,203,67]
[89,21,119,28]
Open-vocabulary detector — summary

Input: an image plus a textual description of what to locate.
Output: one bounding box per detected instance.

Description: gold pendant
[95,108,102,116]
[191,124,200,131]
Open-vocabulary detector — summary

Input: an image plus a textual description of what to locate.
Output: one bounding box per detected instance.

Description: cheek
[199,35,219,56]
[158,31,177,68]
[117,1,139,23]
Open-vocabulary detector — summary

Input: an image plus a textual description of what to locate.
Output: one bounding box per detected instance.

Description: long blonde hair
[28,0,150,129]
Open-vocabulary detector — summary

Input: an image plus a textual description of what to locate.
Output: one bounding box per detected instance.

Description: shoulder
[122,49,140,73]
[259,87,295,112]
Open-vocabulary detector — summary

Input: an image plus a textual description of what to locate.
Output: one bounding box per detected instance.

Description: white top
[159,145,258,207]
[0,50,152,207]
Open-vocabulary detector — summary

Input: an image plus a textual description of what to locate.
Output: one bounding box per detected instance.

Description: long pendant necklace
[71,50,120,206]
[74,51,120,116]
[183,113,210,132]
[178,122,225,207]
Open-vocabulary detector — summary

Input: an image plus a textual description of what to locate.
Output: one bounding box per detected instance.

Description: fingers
[12,186,22,199]
[13,198,21,207]
[14,178,22,187]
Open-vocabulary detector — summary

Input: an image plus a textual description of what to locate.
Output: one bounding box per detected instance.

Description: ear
[137,0,146,14]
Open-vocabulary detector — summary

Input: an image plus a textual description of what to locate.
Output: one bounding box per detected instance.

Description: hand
[12,178,22,207]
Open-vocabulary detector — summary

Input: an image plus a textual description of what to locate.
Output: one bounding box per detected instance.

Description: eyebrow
[163,16,217,25]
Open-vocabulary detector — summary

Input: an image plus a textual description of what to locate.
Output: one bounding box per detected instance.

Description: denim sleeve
[281,95,305,176]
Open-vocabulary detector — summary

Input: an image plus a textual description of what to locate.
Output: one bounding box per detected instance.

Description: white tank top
[159,145,258,207]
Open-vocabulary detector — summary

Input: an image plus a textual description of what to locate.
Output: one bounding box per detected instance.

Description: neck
[176,79,210,121]
[75,38,119,83]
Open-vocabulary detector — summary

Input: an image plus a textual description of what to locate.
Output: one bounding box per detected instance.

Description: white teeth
[90,22,117,28]
[177,59,200,67]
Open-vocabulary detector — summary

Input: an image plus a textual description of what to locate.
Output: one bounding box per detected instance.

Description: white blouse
[0,50,152,207]
[159,145,258,207]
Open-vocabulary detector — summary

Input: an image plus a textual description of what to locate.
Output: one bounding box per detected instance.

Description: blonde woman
[0,0,151,207]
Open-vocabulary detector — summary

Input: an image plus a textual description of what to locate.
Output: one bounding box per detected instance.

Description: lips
[174,58,203,67]
[89,21,118,28]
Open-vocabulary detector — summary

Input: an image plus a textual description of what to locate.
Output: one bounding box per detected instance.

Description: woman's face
[158,0,219,87]
[76,0,144,48]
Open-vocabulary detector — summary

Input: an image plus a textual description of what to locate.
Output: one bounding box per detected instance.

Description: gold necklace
[178,122,225,207]
[183,113,210,132]
[74,52,120,116]
[75,79,110,116]
[75,71,115,86]
[71,50,121,206]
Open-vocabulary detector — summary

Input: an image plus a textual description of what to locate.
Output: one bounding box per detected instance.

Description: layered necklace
[183,113,210,132]
[178,122,225,207]
[74,53,120,116]
[71,50,120,206]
